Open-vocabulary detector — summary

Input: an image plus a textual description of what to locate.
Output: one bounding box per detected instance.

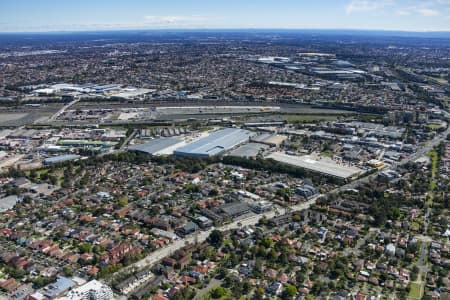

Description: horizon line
[1,27,450,35]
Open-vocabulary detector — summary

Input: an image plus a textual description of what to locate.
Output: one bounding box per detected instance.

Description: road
[410,134,440,299]
[130,198,317,270]
[407,125,450,163]
[107,198,317,285]
[119,129,137,151]
[343,228,379,257]
[194,278,222,300]
[48,97,80,121]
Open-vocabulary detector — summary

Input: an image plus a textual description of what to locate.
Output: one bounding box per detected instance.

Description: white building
[59,280,113,300]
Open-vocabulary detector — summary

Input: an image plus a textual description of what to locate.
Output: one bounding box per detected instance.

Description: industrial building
[56,140,117,151]
[194,216,213,229]
[251,133,288,147]
[41,276,76,299]
[112,87,155,100]
[0,195,21,212]
[128,137,183,155]
[176,221,199,236]
[378,169,401,182]
[218,202,251,219]
[174,128,255,158]
[296,185,319,199]
[250,201,273,214]
[267,152,363,181]
[62,280,113,300]
[228,143,269,158]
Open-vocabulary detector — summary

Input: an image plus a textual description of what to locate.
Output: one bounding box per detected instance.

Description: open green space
[408,282,422,299]
[321,149,333,157]
[426,149,439,206]
[427,124,443,130]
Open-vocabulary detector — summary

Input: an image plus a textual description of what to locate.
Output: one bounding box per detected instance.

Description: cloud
[396,10,411,15]
[143,15,215,26]
[0,16,220,32]
[415,8,440,16]
[393,0,449,17]
[345,0,394,14]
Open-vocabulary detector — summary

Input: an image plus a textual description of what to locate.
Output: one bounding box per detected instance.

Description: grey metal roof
[43,276,76,298]
[268,152,362,179]
[181,221,199,232]
[128,137,182,155]
[219,202,250,216]
[0,195,20,212]
[228,143,269,158]
[174,128,255,158]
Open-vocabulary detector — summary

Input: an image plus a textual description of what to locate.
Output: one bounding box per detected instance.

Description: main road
[108,197,318,287]
[48,97,80,121]
[132,199,316,270]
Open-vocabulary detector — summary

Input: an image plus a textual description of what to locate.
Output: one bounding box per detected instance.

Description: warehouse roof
[219,202,250,217]
[128,137,182,155]
[43,276,76,299]
[267,152,363,180]
[228,143,269,158]
[63,280,112,300]
[251,133,287,146]
[0,195,20,212]
[174,128,255,157]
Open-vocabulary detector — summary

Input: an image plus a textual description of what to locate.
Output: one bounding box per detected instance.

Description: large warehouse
[128,137,183,155]
[251,133,287,147]
[174,128,255,158]
[228,143,269,158]
[267,152,363,181]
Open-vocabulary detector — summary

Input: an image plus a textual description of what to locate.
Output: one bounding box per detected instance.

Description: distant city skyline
[1,0,450,33]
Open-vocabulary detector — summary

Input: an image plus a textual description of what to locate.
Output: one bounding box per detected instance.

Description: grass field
[321,149,333,157]
[428,76,448,85]
[428,124,443,130]
[408,282,422,299]
[426,149,439,207]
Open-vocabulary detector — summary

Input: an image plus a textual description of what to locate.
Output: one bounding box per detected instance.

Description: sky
[0,0,450,33]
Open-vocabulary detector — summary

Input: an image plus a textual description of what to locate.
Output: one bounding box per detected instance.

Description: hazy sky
[1,0,450,32]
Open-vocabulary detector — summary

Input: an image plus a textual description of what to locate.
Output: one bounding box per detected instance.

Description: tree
[202,246,217,260]
[410,265,419,281]
[172,287,196,300]
[29,169,37,179]
[118,198,128,207]
[78,243,92,253]
[216,267,229,279]
[208,229,224,248]
[209,189,219,196]
[254,287,265,300]
[311,281,324,295]
[210,286,227,299]
[63,267,74,277]
[296,271,305,284]
[282,284,297,299]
